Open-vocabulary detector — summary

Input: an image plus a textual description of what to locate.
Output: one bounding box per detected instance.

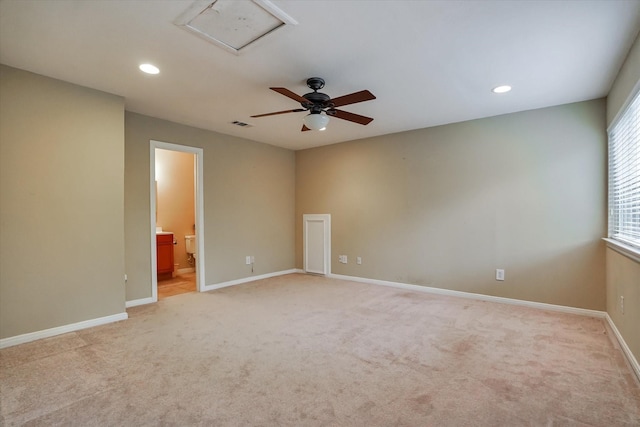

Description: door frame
[150,140,205,301]
[303,214,331,275]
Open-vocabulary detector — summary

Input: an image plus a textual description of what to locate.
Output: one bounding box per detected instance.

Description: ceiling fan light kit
[251,77,376,132]
[303,112,329,131]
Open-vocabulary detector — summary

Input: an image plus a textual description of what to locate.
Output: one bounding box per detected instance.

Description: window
[608,89,640,251]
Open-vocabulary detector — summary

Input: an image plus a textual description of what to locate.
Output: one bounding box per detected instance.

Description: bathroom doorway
[150,140,204,301]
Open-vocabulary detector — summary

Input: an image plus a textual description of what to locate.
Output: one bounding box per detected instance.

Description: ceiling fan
[251,77,376,131]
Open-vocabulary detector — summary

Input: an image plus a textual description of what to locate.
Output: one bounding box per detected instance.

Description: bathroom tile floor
[158,272,196,299]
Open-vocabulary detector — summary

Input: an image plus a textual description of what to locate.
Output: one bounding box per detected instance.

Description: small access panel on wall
[303,214,331,275]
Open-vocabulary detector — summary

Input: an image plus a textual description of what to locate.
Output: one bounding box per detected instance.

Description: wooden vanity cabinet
[156,233,174,279]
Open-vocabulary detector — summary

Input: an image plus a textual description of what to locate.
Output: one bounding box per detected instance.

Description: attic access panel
[175,0,297,55]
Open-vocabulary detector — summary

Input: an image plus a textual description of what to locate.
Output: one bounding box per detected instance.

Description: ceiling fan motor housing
[302,91,332,112]
[302,77,332,112]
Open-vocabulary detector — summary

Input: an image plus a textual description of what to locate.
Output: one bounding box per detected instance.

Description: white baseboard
[202,269,300,292]
[176,267,195,274]
[329,273,606,318]
[0,312,128,349]
[125,297,156,308]
[605,313,640,383]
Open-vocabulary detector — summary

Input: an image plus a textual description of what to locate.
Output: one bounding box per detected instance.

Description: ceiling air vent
[175,0,297,55]
[231,120,253,128]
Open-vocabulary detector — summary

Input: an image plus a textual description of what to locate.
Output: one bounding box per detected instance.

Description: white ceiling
[1,0,639,150]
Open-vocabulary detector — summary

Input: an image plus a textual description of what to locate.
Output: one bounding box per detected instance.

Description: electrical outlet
[245,256,251,265]
[356,256,362,265]
[496,269,505,281]
[621,295,625,314]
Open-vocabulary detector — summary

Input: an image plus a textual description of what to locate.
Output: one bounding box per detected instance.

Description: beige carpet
[1,274,639,426]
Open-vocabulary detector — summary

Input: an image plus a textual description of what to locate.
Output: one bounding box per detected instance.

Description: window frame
[606,84,640,261]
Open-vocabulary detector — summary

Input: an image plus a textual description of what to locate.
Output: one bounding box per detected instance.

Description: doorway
[150,140,204,301]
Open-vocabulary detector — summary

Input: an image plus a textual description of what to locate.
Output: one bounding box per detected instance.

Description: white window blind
[608,89,640,250]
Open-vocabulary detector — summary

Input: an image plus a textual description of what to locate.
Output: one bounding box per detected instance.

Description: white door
[303,214,331,275]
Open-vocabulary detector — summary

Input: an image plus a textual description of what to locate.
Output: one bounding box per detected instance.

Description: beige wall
[156,149,196,271]
[0,65,125,339]
[605,32,640,365]
[125,112,295,301]
[296,100,607,310]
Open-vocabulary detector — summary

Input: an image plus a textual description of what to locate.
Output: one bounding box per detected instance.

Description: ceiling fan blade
[330,109,374,125]
[251,109,305,118]
[270,87,309,104]
[301,125,311,132]
[330,90,376,108]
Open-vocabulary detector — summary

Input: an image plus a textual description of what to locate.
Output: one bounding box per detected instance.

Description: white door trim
[303,214,331,275]
[150,140,205,301]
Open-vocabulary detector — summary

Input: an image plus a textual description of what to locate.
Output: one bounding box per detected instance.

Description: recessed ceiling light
[139,63,160,75]
[492,85,512,94]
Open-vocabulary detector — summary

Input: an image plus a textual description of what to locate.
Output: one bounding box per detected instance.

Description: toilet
[185,235,196,259]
